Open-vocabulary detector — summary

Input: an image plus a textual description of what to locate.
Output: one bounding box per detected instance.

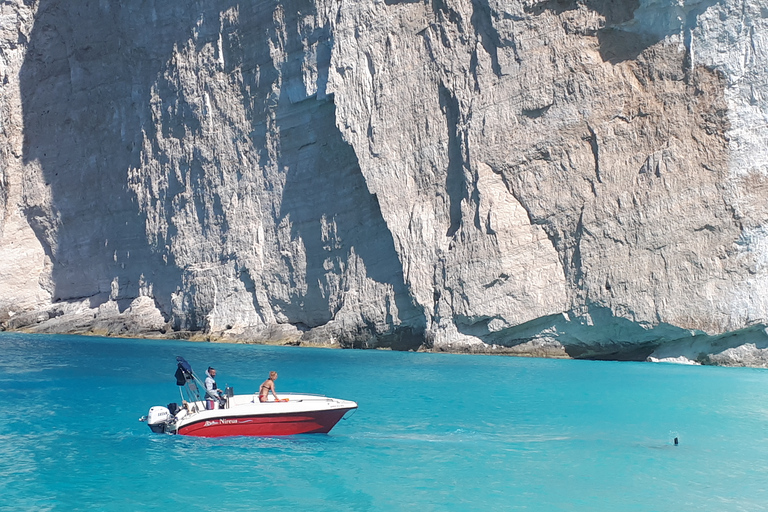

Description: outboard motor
[145,405,172,434]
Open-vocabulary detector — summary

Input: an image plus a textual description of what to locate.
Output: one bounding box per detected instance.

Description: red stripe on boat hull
[177,408,354,437]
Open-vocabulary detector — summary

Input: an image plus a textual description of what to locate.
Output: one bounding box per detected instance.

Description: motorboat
[140,357,357,437]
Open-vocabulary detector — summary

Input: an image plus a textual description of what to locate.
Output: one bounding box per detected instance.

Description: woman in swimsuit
[259,371,279,402]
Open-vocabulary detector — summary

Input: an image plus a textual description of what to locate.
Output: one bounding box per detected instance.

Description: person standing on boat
[205,367,225,403]
[259,371,280,402]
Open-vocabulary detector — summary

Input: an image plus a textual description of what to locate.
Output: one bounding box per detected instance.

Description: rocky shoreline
[4,295,768,368]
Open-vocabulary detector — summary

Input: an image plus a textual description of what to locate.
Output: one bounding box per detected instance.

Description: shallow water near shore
[2,332,768,511]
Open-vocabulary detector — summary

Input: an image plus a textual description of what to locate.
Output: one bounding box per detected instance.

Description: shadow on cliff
[19,0,423,346]
[266,2,426,350]
[452,306,674,361]
[524,0,658,63]
[454,305,768,363]
[18,1,211,312]
[18,0,427,345]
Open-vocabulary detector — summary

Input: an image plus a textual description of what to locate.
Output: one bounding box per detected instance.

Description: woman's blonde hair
[269,371,278,379]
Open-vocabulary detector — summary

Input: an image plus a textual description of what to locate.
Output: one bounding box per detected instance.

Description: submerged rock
[1,0,768,365]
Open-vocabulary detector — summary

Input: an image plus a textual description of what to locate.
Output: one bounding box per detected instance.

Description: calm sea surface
[1,332,768,511]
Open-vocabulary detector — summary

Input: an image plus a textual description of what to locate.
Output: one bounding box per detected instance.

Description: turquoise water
[1,332,768,511]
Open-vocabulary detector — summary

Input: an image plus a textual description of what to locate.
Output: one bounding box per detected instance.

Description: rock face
[1,0,768,365]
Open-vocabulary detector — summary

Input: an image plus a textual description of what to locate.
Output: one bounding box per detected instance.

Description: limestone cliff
[2,0,768,365]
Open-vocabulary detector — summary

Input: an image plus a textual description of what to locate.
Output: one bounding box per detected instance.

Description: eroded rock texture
[1,0,768,364]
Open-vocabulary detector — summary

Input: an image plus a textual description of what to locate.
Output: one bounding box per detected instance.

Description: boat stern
[142,405,172,434]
